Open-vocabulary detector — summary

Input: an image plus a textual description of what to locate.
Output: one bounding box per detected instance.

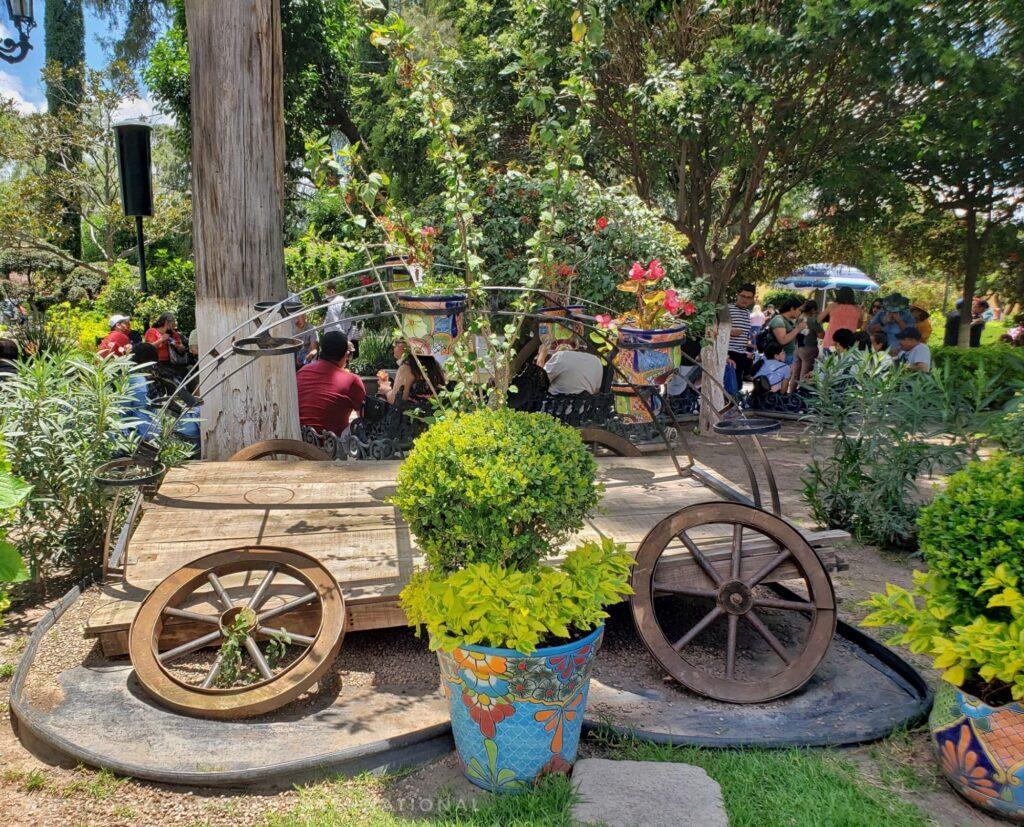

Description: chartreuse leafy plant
[861,454,1024,702]
[0,457,32,625]
[392,409,600,572]
[401,536,633,653]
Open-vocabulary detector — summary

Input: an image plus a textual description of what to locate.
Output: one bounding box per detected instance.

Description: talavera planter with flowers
[394,409,633,791]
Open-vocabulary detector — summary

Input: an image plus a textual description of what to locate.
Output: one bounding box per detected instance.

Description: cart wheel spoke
[258,591,318,623]
[672,606,724,652]
[207,572,234,610]
[163,607,219,625]
[247,565,279,611]
[730,523,743,580]
[678,530,723,587]
[743,609,792,665]
[201,651,226,688]
[753,596,815,613]
[725,614,738,680]
[652,582,717,599]
[243,635,274,680]
[158,629,223,663]
[256,625,315,647]
[745,549,791,588]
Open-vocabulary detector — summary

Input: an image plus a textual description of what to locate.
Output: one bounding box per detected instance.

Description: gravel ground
[0,424,999,825]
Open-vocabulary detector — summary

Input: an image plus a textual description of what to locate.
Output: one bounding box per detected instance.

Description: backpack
[755,326,775,353]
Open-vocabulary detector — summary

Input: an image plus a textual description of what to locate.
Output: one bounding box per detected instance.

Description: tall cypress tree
[44,0,86,260]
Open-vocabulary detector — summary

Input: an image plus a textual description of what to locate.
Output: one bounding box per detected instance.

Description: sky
[0,7,167,120]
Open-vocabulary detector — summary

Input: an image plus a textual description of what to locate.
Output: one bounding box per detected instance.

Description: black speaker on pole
[114,121,153,292]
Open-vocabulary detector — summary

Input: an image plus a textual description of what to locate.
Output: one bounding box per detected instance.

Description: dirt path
[0,427,997,825]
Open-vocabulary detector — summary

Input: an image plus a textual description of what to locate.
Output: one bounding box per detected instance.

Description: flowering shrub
[614,258,697,330]
[44,303,109,352]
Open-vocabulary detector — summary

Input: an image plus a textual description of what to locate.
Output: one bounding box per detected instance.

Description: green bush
[349,329,393,376]
[761,289,805,310]
[98,255,196,333]
[0,351,136,580]
[918,454,1024,615]
[931,345,1024,407]
[990,394,1024,455]
[393,409,600,571]
[44,302,109,352]
[0,454,31,626]
[401,537,633,653]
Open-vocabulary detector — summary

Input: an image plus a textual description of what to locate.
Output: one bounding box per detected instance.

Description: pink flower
[360,275,374,286]
[682,301,696,316]
[594,216,608,232]
[646,259,665,281]
[628,261,647,281]
[557,263,575,278]
[420,225,438,237]
[595,313,615,330]
[663,289,682,313]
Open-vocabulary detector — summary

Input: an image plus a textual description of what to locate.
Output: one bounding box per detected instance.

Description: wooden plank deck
[86,457,849,656]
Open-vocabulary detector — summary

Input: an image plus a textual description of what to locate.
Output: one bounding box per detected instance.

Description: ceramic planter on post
[611,324,687,422]
[397,293,466,358]
[382,256,419,293]
[930,682,1024,821]
[537,305,585,355]
[436,625,604,792]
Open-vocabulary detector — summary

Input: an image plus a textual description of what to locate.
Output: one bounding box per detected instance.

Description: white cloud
[113,95,175,126]
[0,70,45,114]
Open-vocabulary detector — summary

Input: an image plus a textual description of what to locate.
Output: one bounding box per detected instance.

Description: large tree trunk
[186,0,300,459]
[698,307,731,434]
[958,208,981,348]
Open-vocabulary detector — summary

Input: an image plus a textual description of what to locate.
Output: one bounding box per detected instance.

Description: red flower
[682,301,697,316]
[595,313,615,330]
[420,225,438,237]
[360,275,373,286]
[462,691,515,739]
[628,261,647,281]
[594,216,608,232]
[646,259,665,281]
[663,289,682,313]
[556,263,575,278]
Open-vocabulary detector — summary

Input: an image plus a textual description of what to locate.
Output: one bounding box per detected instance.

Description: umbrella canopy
[773,263,880,292]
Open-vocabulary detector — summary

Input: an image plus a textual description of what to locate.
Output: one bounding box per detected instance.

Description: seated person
[125,343,200,444]
[894,326,931,372]
[666,336,703,396]
[296,331,366,435]
[539,343,603,396]
[753,342,791,392]
[869,332,893,368]
[831,328,856,353]
[378,341,445,404]
[99,314,133,358]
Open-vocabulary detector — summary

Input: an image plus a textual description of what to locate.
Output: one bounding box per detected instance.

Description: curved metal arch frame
[137,268,782,516]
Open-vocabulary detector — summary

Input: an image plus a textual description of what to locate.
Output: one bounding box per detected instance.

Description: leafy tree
[87,0,173,69]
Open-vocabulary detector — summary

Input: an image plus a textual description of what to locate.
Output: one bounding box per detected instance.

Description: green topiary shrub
[393,409,600,572]
[918,454,1024,614]
[932,345,1024,407]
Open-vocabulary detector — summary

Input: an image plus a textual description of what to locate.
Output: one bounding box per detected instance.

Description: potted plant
[395,409,633,791]
[861,453,1024,821]
[596,259,695,422]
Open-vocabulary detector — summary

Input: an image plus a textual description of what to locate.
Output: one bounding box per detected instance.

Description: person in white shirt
[869,332,893,368]
[753,342,791,391]
[540,344,604,395]
[895,327,931,372]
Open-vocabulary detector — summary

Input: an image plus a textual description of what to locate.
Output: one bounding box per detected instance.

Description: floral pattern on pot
[537,305,585,354]
[397,294,466,357]
[437,625,603,792]
[930,682,1024,821]
[612,324,686,423]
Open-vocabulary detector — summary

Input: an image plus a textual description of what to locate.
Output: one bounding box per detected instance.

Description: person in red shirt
[296,331,366,435]
[98,315,133,357]
[144,312,187,363]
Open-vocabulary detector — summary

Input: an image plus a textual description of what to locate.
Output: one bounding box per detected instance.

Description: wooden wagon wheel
[630,502,835,703]
[579,426,642,457]
[228,439,330,462]
[129,546,346,719]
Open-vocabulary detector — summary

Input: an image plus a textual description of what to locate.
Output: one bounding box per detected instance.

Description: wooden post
[185,0,300,459]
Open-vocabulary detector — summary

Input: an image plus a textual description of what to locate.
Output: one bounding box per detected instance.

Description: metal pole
[136,215,148,294]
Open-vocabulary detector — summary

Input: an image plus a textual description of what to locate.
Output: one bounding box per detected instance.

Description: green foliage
[393,409,600,571]
[932,345,1024,407]
[0,351,136,580]
[348,329,393,377]
[400,536,633,653]
[917,454,1024,615]
[44,302,109,352]
[284,237,364,298]
[990,394,1024,455]
[801,353,965,548]
[762,290,805,310]
[0,455,31,627]
[97,254,196,332]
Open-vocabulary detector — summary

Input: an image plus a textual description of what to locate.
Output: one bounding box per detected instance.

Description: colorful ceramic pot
[537,305,586,354]
[436,625,604,792]
[611,324,687,423]
[930,681,1024,821]
[382,256,418,293]
[397,293,466,358]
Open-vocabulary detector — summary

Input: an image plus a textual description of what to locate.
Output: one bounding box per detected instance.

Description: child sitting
[753,342,791,392]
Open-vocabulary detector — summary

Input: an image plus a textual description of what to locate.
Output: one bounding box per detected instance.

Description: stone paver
[571,758,728,826]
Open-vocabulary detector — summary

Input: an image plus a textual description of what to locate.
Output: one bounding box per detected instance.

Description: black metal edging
[10,583,453,789]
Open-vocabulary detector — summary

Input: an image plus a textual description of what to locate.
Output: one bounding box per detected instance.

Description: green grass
[606,738,929,827]
[981,320,1010,345]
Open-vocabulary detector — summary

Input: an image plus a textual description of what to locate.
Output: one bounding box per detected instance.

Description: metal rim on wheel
[630,502,835,703]
[129,546,346,719]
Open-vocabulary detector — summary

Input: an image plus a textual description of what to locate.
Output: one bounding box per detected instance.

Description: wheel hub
[220,606,257,635]
[718,579,753,615]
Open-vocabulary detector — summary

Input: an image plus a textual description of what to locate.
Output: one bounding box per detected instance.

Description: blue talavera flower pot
[435,625,604,792]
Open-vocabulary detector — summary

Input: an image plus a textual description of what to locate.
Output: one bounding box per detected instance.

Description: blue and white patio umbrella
[772,263,880,292]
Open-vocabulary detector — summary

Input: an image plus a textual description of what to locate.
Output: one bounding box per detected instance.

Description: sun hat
[882,293,910,312]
